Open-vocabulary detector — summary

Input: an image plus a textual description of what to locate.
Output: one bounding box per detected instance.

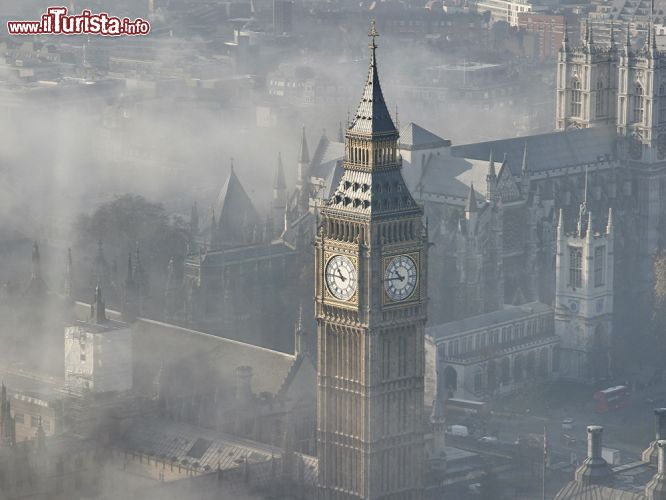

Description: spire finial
[230,157,234,173]
[583,166,589,206]
[522,141,528,176]
[369,19,379,49]
[606,207,614,235]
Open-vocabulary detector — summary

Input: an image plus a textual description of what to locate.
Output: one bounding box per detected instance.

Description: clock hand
[336,269,347,282]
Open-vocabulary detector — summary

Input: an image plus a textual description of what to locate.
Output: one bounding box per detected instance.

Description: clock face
[384,255,418,301]
[325,255,357,301]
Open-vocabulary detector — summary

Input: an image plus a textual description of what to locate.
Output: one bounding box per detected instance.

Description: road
[488,383,666,465]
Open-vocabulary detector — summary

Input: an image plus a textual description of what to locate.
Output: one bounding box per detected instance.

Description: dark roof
[426,302,552,341]
[213,166,260,243]
[451,127,617,174]
[399,122,450,150]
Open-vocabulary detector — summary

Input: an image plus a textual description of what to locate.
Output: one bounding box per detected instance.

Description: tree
[75,194,191,301]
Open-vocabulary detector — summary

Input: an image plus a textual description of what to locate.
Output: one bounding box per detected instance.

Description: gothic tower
[555,205,614,381]
[556,21,618,130]
[316,22,427,499]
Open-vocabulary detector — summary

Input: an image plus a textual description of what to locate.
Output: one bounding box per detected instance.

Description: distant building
[427,302,559,401]
[65,286,132,394]
[474,0,533,26]
[555,205,614,381]
[517,12,573,60]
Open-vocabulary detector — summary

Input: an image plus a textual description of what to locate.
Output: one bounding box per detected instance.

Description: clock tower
[315,22,427,500]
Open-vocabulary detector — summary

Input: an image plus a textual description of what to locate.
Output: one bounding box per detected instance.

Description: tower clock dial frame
[324,253,358,303]
[383,253,420,304]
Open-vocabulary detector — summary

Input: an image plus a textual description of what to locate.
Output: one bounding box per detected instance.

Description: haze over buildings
[0,0,666,499]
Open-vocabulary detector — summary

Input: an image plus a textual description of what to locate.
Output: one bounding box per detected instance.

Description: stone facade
[315,23,426,499]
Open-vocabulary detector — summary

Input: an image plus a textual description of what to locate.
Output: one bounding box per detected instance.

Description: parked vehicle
[447,425,469,437]
[561,418,574,430]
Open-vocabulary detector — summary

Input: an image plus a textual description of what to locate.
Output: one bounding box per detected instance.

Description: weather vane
[369,19,378,48]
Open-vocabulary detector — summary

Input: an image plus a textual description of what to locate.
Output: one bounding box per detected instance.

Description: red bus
[594,385,630,413]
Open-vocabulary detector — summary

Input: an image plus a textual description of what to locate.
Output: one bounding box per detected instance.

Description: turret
[294,304,308,357]
[521,141,530,194]
[297,126,310,190]
[486,150,497,202]
[190,201,199,236]
[91,284,106,324]
[271,152,288,236]
[122,253,139,323]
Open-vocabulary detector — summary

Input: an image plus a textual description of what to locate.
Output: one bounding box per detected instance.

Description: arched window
[596,80,605,116]
[571,78,582,117]
[569,246,582,289]
[634,83,645,124]
[660,84,666,123]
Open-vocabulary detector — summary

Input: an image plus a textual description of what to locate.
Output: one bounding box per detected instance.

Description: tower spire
[347,20,397,136]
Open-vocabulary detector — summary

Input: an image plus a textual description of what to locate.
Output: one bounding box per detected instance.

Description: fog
[3,1,662,499]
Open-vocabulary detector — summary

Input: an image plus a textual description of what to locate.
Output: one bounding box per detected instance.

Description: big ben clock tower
[315,22,427,500]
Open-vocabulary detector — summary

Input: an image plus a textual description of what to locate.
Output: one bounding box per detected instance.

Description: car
[478,436,498,443]
[562,418,574,430]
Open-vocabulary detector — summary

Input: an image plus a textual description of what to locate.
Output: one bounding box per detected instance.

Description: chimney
[235,366,253,405]
[574,426,612,485]
[644,409,666,464]
[645,440,666,500]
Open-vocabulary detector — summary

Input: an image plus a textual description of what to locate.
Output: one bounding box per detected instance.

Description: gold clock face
[325,255,357,301]
[384,255,418,301]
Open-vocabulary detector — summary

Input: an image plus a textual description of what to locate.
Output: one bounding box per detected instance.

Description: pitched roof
[399,122,451,150]
[451,126,617,174]
[426,302,553,341]
[347,26,397,136]
[213,166,260,244]
[274,153,286,190]
[119,417,282,471]
[132,318,297,396]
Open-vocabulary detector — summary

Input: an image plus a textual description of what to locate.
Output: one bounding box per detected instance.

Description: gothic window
[634,83,645,124]
[594,246,605,287]
[596,80,605,116]
[571,78,582,117]
[568,246,582,288]
[660,85,666,123]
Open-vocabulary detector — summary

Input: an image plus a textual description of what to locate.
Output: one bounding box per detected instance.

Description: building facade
[427,302,559,401]
[555,206,614,380]
[315,23,427,499]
